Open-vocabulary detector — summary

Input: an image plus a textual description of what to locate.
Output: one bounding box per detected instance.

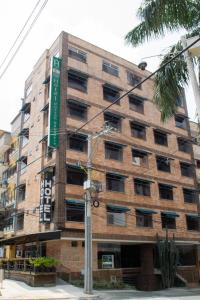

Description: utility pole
[84,124,113,295]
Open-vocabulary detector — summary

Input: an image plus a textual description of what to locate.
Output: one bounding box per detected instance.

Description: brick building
[0,32,199,289]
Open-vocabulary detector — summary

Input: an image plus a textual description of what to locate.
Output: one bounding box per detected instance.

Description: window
[66,166,86,186]
[104,112,121,131]
[134,179,151,196]
[177,138,191,153]
[68,46,87,63]
[16,213,24,231]
[161,212,178,229]
[102,61,119,77]
[159,184,173,200]
[127,71,142,89]
[21,102,31,122]
[176,95,184,107]
[129,95,144,114]
[16,184,26,202]
[68,69,88,92]
[71,241,78,247]
[186,215,199,231]
[132,149,148,167]
[25,85,32,98]
[130,122,146,140]
[66,200,85,222]
[156,156,171,173]
[105,142,123,161]
[136,210,153,227]
[19,156,27,175]
[106,173,125,192]
[20,128,29,147]
[154,130,168,146]
[183,188,197,204]
[44,142,53,160]
[180,162,193,177]
[103,84,120,104]
[107,205,128,226]
[196,160,200,169]
[67,100,87,120]
[175,115,187,129]
[68,134,87,152]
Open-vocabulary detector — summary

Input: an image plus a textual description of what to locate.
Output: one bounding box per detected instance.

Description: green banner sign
[48,56,61,148]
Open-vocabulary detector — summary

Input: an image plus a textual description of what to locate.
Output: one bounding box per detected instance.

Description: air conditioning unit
[133,157,141,166]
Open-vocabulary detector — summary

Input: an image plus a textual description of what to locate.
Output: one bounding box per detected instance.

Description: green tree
[125,0,200,121]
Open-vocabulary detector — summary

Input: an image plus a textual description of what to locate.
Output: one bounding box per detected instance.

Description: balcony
[0,132,11,154]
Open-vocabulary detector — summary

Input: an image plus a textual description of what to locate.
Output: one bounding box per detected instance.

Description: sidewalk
[0,279,99,300]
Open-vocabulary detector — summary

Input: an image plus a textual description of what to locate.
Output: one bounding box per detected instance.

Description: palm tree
[125,0,200,121]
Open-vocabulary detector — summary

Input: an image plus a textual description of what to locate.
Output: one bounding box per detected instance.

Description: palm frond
[154,42,189,121]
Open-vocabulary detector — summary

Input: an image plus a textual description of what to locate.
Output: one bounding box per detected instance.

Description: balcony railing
[0,133,11,153]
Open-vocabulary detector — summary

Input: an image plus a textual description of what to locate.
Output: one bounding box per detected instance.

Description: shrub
[29,257,58,268]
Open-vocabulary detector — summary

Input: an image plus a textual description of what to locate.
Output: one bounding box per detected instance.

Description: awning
[67,99,89,108]
[16,156,27,162]
[161,211,179,218]
[106,171,128,178]
[40,103,49,112]
[18,128,29,137]
[105,140,126,147]
[129,93,146,101]
[39,135,48,143]
[0,230,61,246]
[186,214,200,220]
[15,183,26,190]
[65,199,84,208]
[42,75,50,84]
[136,208,157,215]
[104,111,123,119]
[68,68,89,79]
[132,148,152,155]
[130,120,148,128]
[37,165,55,174]
[103,83,122,92]
[158,182,177,188]
[21,102,31,112]
[107,204,130,213]
[134,178,154,184]
[66,163,82,170]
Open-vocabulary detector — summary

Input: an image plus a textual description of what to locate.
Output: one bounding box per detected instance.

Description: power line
[0,0,49,81]
[0,0,42,71]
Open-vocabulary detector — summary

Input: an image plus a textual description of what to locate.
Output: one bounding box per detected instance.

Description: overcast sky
[0,0,196,131]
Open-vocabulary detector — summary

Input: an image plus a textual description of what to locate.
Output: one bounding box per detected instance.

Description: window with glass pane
[161,214,176,229]
[68,134,87,152]
[102,61,119,76]
[175,115,187,129]
[129,95,144,113]
[68,71,87,92]
[16,185,26,202]
[105,142,123,161]
[66,166,86,185]
[132,149,148,167]
[186,216,199,231]
[180,162,193,177]
[68,46,87,63]
[159,184,173,200]
[154,130,168,146]
[107,210,126,226]
[66,203,84,222]
[21,129,29,147]
[183,189,196,203]
[16,213,24,231]
[156,156,171,172]
[127,71,142,89]
[134,179,150,196]
[67,100,87,120]
[130,122,146,139]
[103,86,120,104]
[176,95,184,107]
[106,174,125,192]
[177,138,191,153]
[136,212,152,227]
[104,113,121,131]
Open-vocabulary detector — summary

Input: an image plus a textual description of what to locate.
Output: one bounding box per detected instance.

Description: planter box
[5,270,56,287]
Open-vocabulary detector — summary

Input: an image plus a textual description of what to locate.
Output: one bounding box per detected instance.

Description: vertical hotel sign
[39,173,52,223]
[48,56,61,148]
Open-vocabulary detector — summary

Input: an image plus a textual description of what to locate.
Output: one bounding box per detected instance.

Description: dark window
[102,61,119,77]
[177,245,196,266]
[104,113,121,131]
[68,70,88,92]
[196,160,200,169]
[183,188,197,204]
[66,202,84,222]
[130,122,146,140]
[127,71,142,89]
[67,100,87,120]
[175,115,187,129]
[134,179,150,196]
[161,214,176,229]
[23,103,31,122]
[132,149,148,167]
[20,156,27,174]
[154,130,168,146]
[177,138,191,153]
[68,46,87,63]
[107,209,126,226]
[105,142,123,161]
[180,162,193,177]
[186,216,199,231]
[16,185,26,202]
[129,95,144,114]
[68,134,87,152]
[156,156,171,172]
[106,173,125,192]
[20,128,29,147]
[66,166,86,186]
[136,211,152,227]
[71,241,78,247]
[103,85,120,104]
[159,184,173,200]
[16,213,24,231]
[176,96,184,107]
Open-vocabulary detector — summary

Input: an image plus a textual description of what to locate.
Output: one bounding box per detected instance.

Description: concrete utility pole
[181,36,200,121]
[84,125,113,295]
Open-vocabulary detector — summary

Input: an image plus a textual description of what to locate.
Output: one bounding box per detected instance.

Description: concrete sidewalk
[0,279,99,300]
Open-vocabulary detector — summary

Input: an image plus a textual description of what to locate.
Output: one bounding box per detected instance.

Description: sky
[0,0,197,131]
